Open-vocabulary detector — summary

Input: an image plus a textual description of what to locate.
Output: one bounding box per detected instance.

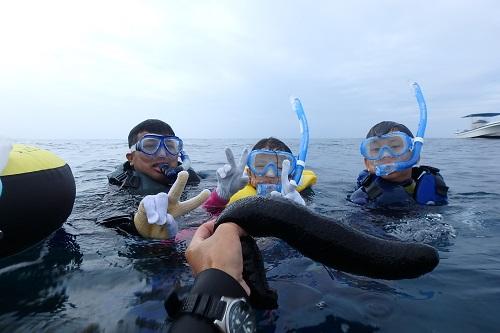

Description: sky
[1,0,500,140]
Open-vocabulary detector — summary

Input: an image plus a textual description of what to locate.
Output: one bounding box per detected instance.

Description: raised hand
[134,171,210,239]
[270,159,306,206]
[215,147,249,200]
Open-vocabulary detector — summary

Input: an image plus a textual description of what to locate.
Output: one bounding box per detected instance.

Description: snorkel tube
[180,150,191,171]
[159,149,192,182]
[291,97,309,185]
[375,82,427,176]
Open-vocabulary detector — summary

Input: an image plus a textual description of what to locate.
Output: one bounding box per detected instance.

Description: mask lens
[249,150,296,176]
[164,138,182,155]
[385,136,406,155]
[362,133,411,160]
[140,137,161,154]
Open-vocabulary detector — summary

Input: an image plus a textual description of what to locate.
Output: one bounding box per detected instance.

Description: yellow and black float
[0,144,75,258]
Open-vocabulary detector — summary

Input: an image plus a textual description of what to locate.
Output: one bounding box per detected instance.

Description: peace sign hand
[215,147,249,200]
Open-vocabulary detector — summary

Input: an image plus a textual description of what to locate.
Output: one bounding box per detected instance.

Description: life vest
[349,165,448,208]
[412,166,449,205]
[228,169,317,205]
[107,161,200,195]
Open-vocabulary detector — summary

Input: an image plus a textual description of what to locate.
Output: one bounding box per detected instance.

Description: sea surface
[1,138,499,333]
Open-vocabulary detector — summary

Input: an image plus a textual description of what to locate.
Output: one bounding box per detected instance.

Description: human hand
[134,171,210,239]
[186,220,250,295]
[215,147,249,200]
[270,159,306,206]
[141,192,177,234]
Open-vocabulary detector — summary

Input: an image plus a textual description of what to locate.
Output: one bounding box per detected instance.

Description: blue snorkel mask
[252,97,310,196]
[131,134,192,182]
[360,82,427,176]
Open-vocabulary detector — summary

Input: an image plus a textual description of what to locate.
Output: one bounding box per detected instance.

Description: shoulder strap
[359,173,383,200]
[413,166,449,202]
[412,165,440,180]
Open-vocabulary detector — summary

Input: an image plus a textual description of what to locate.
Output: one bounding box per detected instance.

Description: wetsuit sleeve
[168,268,248,333]
[203,190,229,216]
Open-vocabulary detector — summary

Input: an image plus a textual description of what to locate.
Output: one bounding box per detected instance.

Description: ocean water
[1,138,499,332]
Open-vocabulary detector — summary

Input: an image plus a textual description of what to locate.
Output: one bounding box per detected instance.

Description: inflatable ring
[0,144,75,257]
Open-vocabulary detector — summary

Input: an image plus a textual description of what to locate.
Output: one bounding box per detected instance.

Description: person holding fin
[349,83,448,208]
[203,98,317,215]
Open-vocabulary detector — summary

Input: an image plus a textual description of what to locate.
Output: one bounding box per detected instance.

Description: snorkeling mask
[247,150,297,178]
[360,82,427,176]
[131,134,192,183]
[360,131,414,160]
[247,149,296,196]
[131,134,183,156]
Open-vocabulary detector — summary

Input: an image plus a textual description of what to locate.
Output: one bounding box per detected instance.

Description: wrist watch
[166,292,256,333]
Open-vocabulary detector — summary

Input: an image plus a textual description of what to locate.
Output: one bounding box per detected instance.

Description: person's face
[126,131,179,184]
[364,152,413,182]
[248,169,281,188]
[362,129,415,182]
[247,147,294,188]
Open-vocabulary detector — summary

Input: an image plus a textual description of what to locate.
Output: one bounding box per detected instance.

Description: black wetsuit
[167,269,249,332]
[107,161,200,195]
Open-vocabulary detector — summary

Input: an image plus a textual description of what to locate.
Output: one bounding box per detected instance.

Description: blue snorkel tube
[180,150,191,171]
[291,97,309,185]
[375,82,428,176]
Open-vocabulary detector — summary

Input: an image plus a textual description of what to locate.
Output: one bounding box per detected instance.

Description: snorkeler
[108,119,200,195]
[204,98,317,214]
[103,119,209,239]
[349,83,448,208]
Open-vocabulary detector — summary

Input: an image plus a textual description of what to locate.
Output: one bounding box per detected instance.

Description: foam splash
[385,213,456,244]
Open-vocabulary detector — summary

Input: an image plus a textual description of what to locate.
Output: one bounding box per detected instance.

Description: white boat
[455,113,500,138]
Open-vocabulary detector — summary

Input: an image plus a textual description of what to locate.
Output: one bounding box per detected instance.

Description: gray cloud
[1,0,499,139]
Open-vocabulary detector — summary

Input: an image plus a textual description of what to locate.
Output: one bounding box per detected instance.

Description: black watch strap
[166,291,226,321]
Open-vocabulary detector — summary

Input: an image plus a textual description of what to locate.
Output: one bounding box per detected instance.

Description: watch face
[226,300,256,333]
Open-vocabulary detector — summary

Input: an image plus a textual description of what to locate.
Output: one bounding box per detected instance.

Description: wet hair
[366,121,414,138]
[252,137,292,153]
[128,119,175,148]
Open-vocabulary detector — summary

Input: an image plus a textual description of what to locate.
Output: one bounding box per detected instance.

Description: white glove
[141,192,178,236]
[270,159,306,206]
[215,147,249,200]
